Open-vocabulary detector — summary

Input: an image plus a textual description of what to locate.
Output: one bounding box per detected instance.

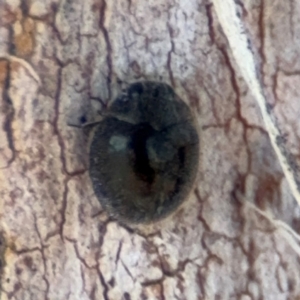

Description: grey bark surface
[1,0,300,299]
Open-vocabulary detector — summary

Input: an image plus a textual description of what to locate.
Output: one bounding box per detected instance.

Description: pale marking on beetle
[109,135,129,152]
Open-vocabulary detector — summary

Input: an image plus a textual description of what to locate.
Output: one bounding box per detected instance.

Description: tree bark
[1,0,300,299]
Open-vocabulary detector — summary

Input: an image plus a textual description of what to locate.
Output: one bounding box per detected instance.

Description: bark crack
[1,59,16,168]
[98,0,113,101]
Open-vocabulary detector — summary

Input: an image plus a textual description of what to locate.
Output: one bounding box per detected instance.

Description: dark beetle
[89,81,199,224]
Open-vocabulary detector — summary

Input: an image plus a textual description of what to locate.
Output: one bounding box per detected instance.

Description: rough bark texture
[1,0,300,299]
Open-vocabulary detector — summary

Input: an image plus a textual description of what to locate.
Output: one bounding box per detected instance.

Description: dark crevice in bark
[1,59,16,168]
[258,0,266,82]
[58,179,69,240]
[33,214,50,300]
[166,24,175,87]
[99,0,113,101]
[96,265,109,300]
[218,47,252,174]
[205,3,215,44]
